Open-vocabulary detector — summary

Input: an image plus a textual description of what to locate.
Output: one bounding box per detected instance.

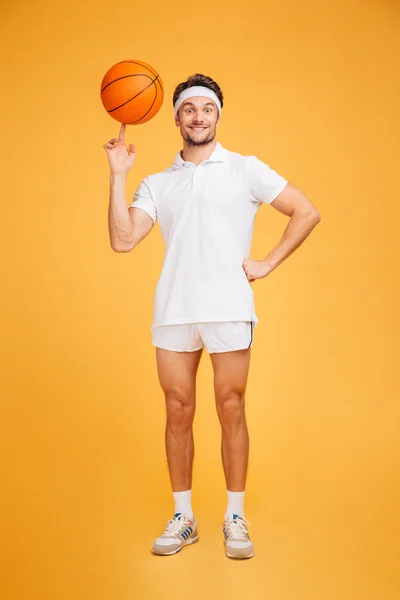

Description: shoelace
[225,516,250,541]
[162,514,192,536]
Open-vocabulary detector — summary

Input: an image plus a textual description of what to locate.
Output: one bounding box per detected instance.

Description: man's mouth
[190,126,208,132]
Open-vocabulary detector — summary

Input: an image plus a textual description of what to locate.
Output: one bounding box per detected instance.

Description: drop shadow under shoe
[152,512,199,556]
[223,513,255,559]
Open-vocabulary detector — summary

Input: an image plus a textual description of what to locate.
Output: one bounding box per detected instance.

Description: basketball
[100,60,163,125]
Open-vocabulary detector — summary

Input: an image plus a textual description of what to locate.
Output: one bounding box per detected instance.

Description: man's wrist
[110,171,127,181]
[263,259,276,275]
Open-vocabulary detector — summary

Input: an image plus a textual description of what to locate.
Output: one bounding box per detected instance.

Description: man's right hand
[103,123,136,175]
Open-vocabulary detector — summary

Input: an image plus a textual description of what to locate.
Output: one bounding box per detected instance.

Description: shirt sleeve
[246,155,288,205]
[129,177,157,224]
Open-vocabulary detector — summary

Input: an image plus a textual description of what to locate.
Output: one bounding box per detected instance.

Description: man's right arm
[108,172,154,252]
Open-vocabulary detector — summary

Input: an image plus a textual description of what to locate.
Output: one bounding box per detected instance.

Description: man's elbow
[303,201,321,224]
[294,205,321,225]
[111,242,134,253]
[292,191,321,224]
[311,208,321,224]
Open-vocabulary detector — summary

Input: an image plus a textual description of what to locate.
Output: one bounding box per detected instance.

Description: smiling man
[105,73,321,559]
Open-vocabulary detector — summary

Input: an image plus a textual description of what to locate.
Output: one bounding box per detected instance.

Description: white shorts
[151,321,255,354]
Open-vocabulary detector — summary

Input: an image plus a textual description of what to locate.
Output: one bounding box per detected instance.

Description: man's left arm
[242,183,321,282]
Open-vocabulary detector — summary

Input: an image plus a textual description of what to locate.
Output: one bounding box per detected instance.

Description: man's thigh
[155,347,203,403]
[210,348,251,401]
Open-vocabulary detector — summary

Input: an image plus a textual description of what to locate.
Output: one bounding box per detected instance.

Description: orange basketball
[100,60,163,125]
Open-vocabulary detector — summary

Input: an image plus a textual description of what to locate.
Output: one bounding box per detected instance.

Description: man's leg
[211,347,255,559]
[155,347,203,492]
[210,348,251,493]
[151,347,203,555]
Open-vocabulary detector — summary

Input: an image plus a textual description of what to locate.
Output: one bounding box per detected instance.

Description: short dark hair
[172,73,224,112]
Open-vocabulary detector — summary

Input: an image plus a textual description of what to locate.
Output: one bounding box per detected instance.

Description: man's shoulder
[224,148,276,176]
[140,164,175,185]
[137,164,177,199]
[223,147,253,168]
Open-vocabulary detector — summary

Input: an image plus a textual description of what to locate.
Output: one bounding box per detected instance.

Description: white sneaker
[223,514,255,559]
[152,512,199,555]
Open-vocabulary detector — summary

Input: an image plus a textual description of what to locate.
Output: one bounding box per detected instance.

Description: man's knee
[165,390,195,430]
[216,391,246,427]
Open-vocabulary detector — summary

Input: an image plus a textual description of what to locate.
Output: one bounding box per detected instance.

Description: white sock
[173,489,193,519]
[224,489,245,522]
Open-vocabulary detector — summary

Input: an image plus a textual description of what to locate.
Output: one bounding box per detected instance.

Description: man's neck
[180,139,218,166]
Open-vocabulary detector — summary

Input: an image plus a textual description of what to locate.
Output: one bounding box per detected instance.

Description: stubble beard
[182,126,217,147]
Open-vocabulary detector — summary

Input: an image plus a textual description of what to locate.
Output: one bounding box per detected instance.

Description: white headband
[174,86,222,117]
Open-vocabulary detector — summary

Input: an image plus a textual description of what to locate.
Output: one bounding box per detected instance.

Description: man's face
[175,96,220,147]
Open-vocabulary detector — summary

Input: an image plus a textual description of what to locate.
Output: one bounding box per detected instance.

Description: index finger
[119,123,126,140]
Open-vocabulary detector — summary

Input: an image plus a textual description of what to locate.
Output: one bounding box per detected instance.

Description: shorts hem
[208,343,254,354]
[151,317,258,331]
[152,343,204,353]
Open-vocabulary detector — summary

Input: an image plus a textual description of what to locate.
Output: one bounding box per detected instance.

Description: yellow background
[1,0,399,598]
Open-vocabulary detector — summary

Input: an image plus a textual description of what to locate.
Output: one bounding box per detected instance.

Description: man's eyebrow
[181,101,215,108]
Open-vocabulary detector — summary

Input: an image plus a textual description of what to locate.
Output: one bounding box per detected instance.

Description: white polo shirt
[129,142,288,331]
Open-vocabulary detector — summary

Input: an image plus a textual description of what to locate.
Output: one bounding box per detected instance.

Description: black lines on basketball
[120,61,164,100]
[154,75,164,103]
[108,76,157,113]
[120,60,158,78]
[101,73,152,96]
[119,61,163,100]
[127,78,158,124]
[100,60,163,125]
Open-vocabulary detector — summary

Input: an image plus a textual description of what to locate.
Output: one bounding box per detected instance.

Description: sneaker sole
[152,534,199,556]
[225,545,255,559]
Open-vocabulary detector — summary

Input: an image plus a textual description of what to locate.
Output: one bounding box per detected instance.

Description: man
[104,73,321,559]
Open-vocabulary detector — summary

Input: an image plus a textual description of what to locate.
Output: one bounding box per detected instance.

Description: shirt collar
[173,141,227,168]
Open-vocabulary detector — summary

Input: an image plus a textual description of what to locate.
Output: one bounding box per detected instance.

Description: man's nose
[192,112,204,123]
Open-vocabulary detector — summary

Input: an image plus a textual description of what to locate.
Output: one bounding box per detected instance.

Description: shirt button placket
[192,163,204,197]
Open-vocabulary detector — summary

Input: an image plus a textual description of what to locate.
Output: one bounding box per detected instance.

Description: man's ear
[175,116,180,127]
